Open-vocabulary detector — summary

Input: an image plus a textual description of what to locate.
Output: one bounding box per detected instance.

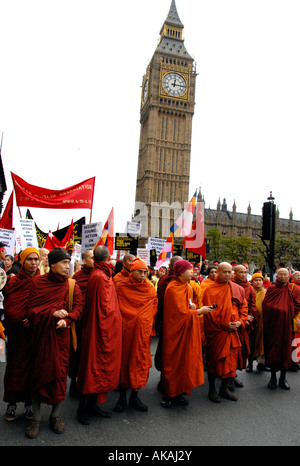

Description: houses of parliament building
[199,191,300,239]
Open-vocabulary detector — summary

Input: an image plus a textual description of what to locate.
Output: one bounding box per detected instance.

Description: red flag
[11,172,95,210]
[182,202,206,259]
[0,191,13,230]
[93,208,114,255]
[44,219,74,251]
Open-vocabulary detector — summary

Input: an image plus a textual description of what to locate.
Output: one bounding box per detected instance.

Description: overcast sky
[1,0,299,234]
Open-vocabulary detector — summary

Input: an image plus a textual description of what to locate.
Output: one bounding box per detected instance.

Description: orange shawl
[116,275,158,389]
[113,267,130,290]
[203,279,247,377]
[161,278,204,397]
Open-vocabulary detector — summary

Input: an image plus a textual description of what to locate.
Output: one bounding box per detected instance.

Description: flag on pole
[170,190,197,237]
[93,207,114,255]
[0,191,13,230]
[44,219,74,251]
[155,233,173,268]
[182,201,206,259]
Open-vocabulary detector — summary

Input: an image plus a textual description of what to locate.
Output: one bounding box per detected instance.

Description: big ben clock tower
[134,0,196,239]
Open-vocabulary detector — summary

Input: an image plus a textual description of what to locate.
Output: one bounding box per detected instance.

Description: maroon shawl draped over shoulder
[77,262,122,402]
[27,271,83,404]
[3,268,40,402]
[263,280,300,370]
[69,264,93,379]
[72,265,92,301]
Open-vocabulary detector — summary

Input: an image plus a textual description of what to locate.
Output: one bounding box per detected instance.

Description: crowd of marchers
[0,242,300,439]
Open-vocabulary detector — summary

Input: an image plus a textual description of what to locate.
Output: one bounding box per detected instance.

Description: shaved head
[217,262,232,283]
[276,268,290,284]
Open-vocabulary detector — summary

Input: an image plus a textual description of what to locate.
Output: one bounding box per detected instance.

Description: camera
[209,303,218,309]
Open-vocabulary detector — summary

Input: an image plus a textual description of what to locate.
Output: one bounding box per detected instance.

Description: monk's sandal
[49,416,65,434]
[26,420,41,439]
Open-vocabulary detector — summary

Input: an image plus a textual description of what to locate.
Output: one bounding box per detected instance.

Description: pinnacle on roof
[165,0,184,28]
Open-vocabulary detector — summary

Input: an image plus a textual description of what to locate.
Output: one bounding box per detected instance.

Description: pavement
[0,337,299,454]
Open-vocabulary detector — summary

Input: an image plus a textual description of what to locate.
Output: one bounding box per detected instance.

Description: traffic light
[262,201,275,240]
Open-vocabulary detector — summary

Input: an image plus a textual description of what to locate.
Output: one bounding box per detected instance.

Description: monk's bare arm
[197,306,213,315]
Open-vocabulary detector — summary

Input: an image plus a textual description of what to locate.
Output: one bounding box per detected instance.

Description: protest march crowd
[1,242,300,440]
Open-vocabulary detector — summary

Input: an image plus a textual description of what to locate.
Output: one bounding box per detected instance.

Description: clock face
[162,72,187,97]
[143,78,149,102]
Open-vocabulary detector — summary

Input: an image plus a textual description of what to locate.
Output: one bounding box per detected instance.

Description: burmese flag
[170,190,197,237]
[156,233,173,268]
[182,201,206,259]
[93,207,114,255]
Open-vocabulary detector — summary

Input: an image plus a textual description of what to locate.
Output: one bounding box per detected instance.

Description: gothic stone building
[203,196,300,239]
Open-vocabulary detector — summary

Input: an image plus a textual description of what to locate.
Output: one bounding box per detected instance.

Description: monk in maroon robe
[263,268,300,390]
[26,248,83,439]
[3,247,40,422]
[76,246,122,425]
[69,249,94,397]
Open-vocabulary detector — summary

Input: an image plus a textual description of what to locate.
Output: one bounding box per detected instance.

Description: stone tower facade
[133,0,196,239]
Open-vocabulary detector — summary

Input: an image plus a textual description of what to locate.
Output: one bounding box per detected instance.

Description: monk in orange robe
[199,266,218,307]
[198,266,218,351]
[76,246,122,424]
[160,260,212,408]
[202,262,248,402]
[115,258,158,412]
[113,253,135,290]
[154,256,182,377]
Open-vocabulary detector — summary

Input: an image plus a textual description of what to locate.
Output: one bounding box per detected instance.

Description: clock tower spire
[134,0,196,239]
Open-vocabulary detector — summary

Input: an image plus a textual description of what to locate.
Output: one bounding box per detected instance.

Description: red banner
[11,172,95,210]
[0,191,13,230]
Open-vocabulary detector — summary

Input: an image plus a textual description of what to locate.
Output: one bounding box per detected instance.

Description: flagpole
[89,208,92,224]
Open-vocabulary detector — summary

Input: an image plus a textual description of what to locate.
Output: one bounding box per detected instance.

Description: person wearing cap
[76,246,122,425]
[202,262,248,402]
[2,247,40,423]
[248,273,268,372]
[160,260,212,408]
[114,257,158,413]
[25,247,83,439]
